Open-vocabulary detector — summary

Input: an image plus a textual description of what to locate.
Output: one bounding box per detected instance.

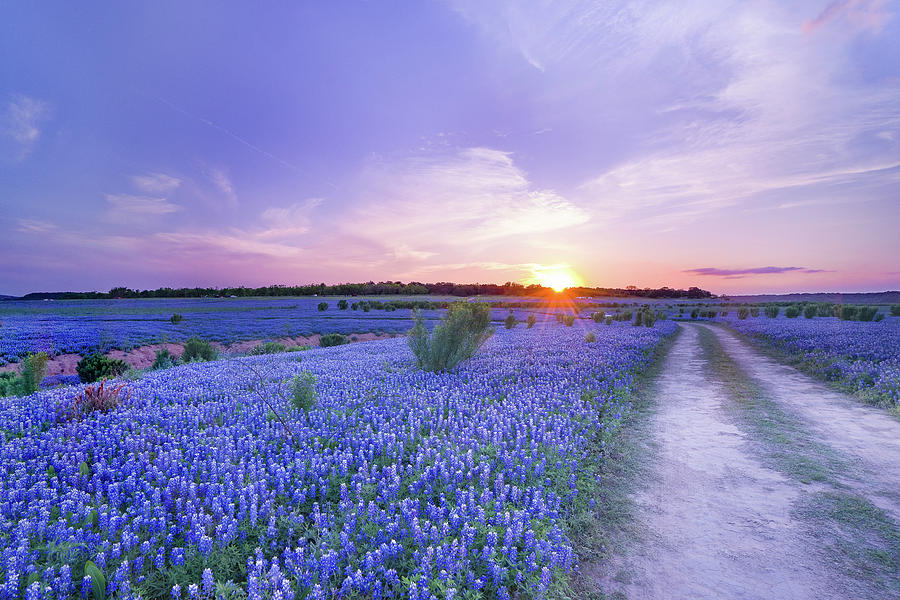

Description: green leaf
[84,561,106,600]
[79,461,91,477]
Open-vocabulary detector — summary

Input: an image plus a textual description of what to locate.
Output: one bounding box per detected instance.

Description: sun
[533,265,582,292]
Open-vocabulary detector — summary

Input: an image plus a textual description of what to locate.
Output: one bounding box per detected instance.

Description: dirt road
[595,323,900,600]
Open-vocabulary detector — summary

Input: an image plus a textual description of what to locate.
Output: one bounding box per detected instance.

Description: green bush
[591,311,605,323]
[170,313,183,324]
[76,353,127,383]
[181,337,217,362]
[819,303,835,317]
[738,307,750,320]
[839,305,858,321]
[337,299,348,310]
[249,341,287,355]
[750,307,760,317]
[890,304,900,317]
[287,345,312,352]
[585,332,596,343]
[764,306,780,318]
[690,309,699,319]
[408,302,493,372]
[504,313,517,329]
[605,316,613,325]
[804,305,817,319]
[290,372,317,414]
[526,314,537,328]
[317,301,328,311]
[151,349,177,370]
[563,315,576,326]
[351,302,358,310]
[874,313,885,322]
[857,306,878,322]
[785,306,800,318]
[0,352,49,396]
[319,333,348,347]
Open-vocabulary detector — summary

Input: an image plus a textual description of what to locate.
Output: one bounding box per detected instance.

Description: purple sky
[1,1,899,296]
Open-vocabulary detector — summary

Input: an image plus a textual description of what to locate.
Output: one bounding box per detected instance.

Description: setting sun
[532,265,583,292]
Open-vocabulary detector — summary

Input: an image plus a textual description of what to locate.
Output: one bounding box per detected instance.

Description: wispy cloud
[131,172,181,194]
[105,194,181,223]
[802,0,891,34]
[16,219,58,234]
[685,266,829,278]
[352,147,589,258]
[203,166,238,207]
[258,198,322,238]
[2,94,51,160]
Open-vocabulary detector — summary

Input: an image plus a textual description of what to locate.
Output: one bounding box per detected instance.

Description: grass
[550,327,681,600]
[696,325,850,485]
[713,321,900,416]
[696,324,900,596]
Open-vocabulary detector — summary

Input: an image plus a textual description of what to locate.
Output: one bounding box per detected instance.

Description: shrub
[874,313,885,322]
[362,304,371,312]
[317,302,328,311]
[526,314,536,328]
[857,306,878,322]
[891,304,900,317]
[58,380,129,422]
[351,302,359,310]
[170,313,183,324]
[839,305,858,321]
[804,305,817,319]
[0,373,18,397]
[691,309,699,319]
[585,332,596,343]
[337,299,348,310]
[76,353,127,383]
[290,372,317,414]
[504,313,517,329]
[181,337,217,363]
[319,333,349,347]
[563,315,576,326]
[408,302,493,372]
[605,316,613,325]
[287,345,312,352]
[819,303,835,317]
[750,307,760,317]
[249,341,288,355]
[738,307,750,320]
[591,311,605,323]
[19,352,49,395]
[764,306,780,318]
[785,306,800,318]
[151,349,177,370]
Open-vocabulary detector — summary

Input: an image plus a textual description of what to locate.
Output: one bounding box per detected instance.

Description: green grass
[696,324,900,596]
[549,327,681,599]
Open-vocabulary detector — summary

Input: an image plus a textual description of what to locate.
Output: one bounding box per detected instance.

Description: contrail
[153,95,299,172]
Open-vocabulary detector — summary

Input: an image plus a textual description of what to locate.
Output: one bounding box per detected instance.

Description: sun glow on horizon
[529,265,583,292]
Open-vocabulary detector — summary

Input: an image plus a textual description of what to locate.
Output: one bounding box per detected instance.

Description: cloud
[802,0,891,34]
[105,194,181,223]
[205,167,238,206]
[685,266,829,278]
[2,94,51,160]
[258,198,323,238]
[352,147,589,255]
[16,219,58,234]
[131,172,181,193]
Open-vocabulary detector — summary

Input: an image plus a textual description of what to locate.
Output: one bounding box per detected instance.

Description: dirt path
[595,323,899,599]
[708,324,900,522]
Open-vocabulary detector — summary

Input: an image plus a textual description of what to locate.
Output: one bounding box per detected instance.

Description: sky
[1,0,899,296]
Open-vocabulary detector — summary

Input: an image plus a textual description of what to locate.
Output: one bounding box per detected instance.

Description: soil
[0,332,396,376]
[593,323,899,599]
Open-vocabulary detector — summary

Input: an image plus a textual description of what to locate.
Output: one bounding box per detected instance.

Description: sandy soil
[595,324,846,599]
[0,332,396,376]
[708,324,900,522]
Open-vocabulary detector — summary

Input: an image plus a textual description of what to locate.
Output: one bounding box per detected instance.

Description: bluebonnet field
[722,315,900,405]
[0,321,676,600]
[0,298,539,365]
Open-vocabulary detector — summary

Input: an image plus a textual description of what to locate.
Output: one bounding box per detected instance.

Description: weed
[407,301,493,372]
